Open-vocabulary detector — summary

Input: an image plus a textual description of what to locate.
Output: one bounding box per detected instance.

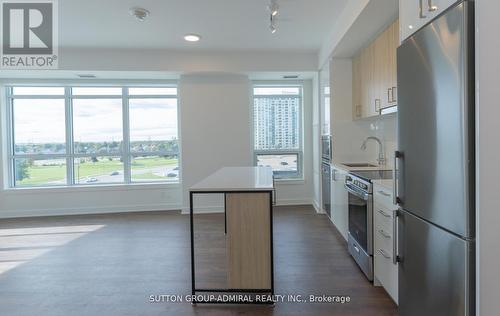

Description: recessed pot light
[184,34,201,42]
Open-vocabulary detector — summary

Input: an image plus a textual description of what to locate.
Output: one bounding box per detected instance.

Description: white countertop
[190,167,274,192]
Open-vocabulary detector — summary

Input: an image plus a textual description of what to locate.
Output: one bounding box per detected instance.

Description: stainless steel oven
[345,173,373,281]
[345,170,392,281]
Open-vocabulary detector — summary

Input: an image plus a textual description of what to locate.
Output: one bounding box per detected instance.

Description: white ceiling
[59,0,348,52]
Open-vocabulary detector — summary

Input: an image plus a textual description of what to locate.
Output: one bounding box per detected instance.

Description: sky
[14,98,178,144]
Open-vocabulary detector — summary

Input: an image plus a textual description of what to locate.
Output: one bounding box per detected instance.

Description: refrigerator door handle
[393,151,403,205]
[393,209,399,264]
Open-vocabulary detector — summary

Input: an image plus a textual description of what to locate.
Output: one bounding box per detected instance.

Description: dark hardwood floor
[0,205,397,315]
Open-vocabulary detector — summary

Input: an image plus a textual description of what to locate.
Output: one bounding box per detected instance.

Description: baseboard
[0,203,182,219]
[180,198,312,214]
[312,199,325,214]
[276,198,312,206]
[1,198,315,219]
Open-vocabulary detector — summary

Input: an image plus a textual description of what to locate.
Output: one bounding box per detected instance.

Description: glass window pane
[74,156,124,184]
[14,158,67,186]
[131,155,179,182]
[256,154,299,178]
[12,87,65,95]
[13,99,66,154]
[253,87,300,96]
[129,98,178,154]
[72,87,122,96]
[128,87,177,96]
[73,99,123,154]
[254,96,300,150]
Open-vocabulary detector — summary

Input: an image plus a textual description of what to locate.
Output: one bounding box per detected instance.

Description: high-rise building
[254,96,299,150]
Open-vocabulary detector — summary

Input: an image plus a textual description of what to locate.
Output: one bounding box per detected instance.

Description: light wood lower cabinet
[226,192,271,289]
[373,184,398,304]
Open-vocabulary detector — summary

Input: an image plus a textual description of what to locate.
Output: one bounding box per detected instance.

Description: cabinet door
[399,0,426,42]
[352,54,362,119]
[331,168,348,240]
[429,0,458,19]
[363,42,379,118]
[388,20,399,105]
[376,25,392,110]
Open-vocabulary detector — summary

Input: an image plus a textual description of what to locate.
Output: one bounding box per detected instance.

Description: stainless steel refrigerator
[396,1,475,315]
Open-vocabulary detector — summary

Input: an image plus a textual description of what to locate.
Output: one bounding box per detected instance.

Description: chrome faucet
[361,136,386,166]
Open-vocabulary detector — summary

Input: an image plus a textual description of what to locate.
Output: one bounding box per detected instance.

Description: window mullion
[65,87,74,185]
[122,87,131,184]
[6,89,15,187]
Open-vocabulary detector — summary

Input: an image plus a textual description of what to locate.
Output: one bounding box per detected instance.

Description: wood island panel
[225,192,271,289]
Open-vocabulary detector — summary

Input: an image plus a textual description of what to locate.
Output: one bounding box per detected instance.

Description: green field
[16,156,178,186]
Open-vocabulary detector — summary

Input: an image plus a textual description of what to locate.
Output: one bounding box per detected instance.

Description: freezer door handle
[393,151,403,205]
[393,209,400,264]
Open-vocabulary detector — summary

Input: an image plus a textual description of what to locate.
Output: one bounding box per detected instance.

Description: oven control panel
[345,173,371,193]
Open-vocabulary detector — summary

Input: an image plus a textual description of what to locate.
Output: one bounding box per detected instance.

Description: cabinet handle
[378,249,391,259]
[378,229,391,239]
[391,86,397,103]
[378,209,391,218]
[332,169,337,181]
[419,0,427,18]
[428,0,438,12]
[387,88,391,104]
[375,99,381,113]
[377,190,391,197]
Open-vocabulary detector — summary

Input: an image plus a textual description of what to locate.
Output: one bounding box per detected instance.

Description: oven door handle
[344,184,369,200]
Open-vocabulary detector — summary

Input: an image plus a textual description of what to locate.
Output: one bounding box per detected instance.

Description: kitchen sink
[341,162,378,168]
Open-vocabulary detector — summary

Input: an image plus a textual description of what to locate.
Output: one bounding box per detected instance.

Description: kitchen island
[189,166,275,304]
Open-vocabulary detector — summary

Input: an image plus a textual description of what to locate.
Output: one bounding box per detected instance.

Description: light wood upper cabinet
[352,19,399,120]
[400,0,458,42]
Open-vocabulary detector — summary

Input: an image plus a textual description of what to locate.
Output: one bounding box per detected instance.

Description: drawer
[374,220,393,254]
[374,245,398,304]
[373,186,394,209]
[374,202,396,232]
[374,217,398,304]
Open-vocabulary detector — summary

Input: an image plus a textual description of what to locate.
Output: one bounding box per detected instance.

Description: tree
[15,160,29,181]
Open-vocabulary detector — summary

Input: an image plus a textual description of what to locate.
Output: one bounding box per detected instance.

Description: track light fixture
[269,0,279,16]
[268,0,278,34]
[270,14,277,34]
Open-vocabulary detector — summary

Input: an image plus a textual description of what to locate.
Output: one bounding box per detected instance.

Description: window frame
[5,84,179,188]
[252,83,304,180]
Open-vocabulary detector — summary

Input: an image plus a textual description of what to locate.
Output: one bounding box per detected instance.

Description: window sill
[2,182,181,195]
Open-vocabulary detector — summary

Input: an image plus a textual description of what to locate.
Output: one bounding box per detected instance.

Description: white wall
[179,73,253,212]
[476,0,500,315]
[180,74,314,212]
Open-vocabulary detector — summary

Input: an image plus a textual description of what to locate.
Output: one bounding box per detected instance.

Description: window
[252,85,302,179]
[6,85,179,187]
